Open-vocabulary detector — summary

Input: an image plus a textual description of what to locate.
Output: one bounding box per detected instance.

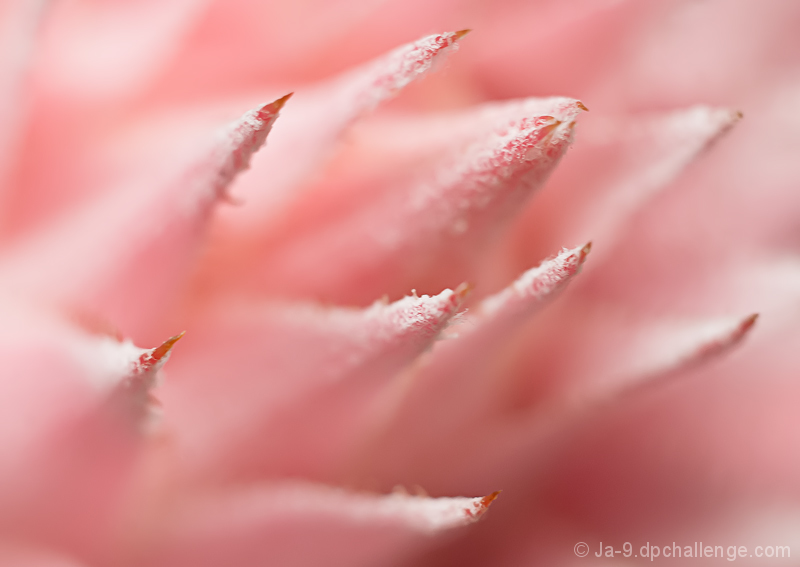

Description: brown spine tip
[151,331,186,363]
[260,92,294,115]
[454,281,474,301]
[453,29,472,40]
[539,118,563,139]
[480,490,502,508]
[740,313,759,333]
[273,92,294,108]
[580,241,593,261]
[473,490,502,520]
[576,101,590,112]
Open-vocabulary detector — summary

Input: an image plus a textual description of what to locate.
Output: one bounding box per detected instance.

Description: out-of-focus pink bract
[1,1,799,566]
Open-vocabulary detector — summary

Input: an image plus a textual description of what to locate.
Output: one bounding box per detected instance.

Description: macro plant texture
[1,0,799,566]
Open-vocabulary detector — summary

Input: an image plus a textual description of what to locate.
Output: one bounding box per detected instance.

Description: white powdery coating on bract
[188,482,490,534]
[480,246,585,317]
[0,297,146,391]
[257,287,460,342]
[348,492,489,533]
[230,32,466,228]
[78,335,149,389]
[184,104,277,211]
[211,288,463,384]
[363,289,460,341]
[212,108,272,182]
[405,113,578,241]
[469,97,585,138]
[347,96,585,162]
[340,32,462,113]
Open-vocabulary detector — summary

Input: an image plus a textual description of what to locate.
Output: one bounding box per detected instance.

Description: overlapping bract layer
[0,3,792,565]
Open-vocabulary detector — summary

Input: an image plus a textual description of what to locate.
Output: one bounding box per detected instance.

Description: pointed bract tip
[539,118,563,138]
[580,241,593,261]
[740,313,759,332]
[480,490,502,508]
[466,490,501,521]
[453,29,472,40]
[260,93,293,115]
[151,331,186,363]
[473,490,502,519]
[454,281,474,300]
[272,92,294,110]
[576,101,589,112]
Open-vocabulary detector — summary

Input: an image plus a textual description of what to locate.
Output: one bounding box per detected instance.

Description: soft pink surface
[1,1,799,566]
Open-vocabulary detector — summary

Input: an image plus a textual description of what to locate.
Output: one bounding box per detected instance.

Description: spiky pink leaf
[397,310,761,496]
[142,482,499,567]
[355,245,589,489]
[222,30,470,228]
[509,105,742,265]
[0,95,288,342]
[612,312,759,392]
[161,287,467,481]
[3,0,221,235]
[109,331,186,429]
[527,308,761,405]
[234,98,586,305]
[0,300,168,562]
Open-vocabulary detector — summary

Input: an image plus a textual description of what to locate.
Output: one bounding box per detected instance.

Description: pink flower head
[1,1,799,565]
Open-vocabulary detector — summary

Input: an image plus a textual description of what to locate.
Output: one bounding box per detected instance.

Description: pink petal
[147,0,405,98]
[355,245,589,490]
[471,331,800,567]
[423,311,763,494]
[221,30,470,230]
[504,106,741,275]
[0,0,47,205]
[110,331,186,429]
[3,0,218,235]
[566,98,799,317]
[34,0,210,104]
[0,301,161,562]
[467,0,651,102]
[335,96,590,178]
[576,312,760,399]
[224,98,585,305]
[0,95,288,342]
[141,482,499,567]
[610,0,800,110]
[160,287,467,481]
[0,542,87,567]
